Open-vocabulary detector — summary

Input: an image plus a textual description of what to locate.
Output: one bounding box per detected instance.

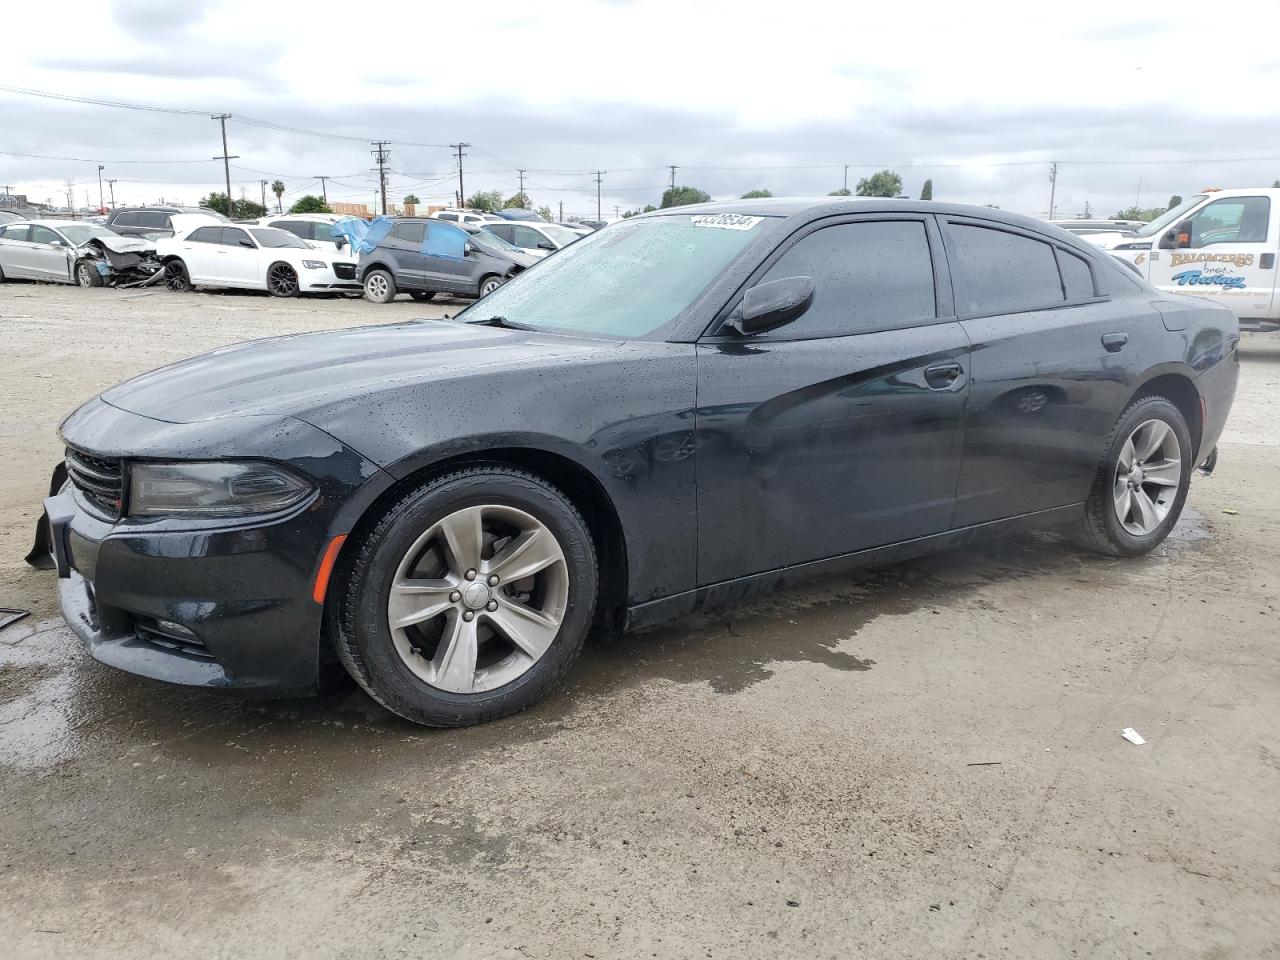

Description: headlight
[1113,242,1151,251]
[129,461,314,518]
[301,260,327,270]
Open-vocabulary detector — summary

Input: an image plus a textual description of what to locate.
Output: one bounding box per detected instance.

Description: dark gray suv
[105,206,228,240]
[358,218,536,303]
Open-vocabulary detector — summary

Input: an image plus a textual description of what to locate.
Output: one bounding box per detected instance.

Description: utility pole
[1047,161,1059,220]
[450,142,470,207]
[371,141,390,215]
[667,164,677,196]
[1134,175,1143,208]
[594,170,605,221]
[558,200,563,222]
[314,175,329,206]
[97,165,105,214]
[843,164,849,192]
[106,179,116,208]
[517,169,526,205]
[259,180,268,211]
[63,178,76,218]
[211,114,237,216]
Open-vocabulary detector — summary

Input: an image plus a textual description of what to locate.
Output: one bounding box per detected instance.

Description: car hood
[100,319,617,424]
[82,235,157,255]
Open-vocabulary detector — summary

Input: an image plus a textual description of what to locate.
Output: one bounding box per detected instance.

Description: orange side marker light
[313,534,348,604]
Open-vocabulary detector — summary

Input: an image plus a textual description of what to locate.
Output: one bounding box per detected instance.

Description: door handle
[1102,332,1129,352]
[923,362,963,389]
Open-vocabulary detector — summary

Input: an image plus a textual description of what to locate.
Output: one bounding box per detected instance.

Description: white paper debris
[1121,727,1146,745]
[690,214,763,230]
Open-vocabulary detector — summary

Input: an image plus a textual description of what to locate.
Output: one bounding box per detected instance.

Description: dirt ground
[2,284,1278,960]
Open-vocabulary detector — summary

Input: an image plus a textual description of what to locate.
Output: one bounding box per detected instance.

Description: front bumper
[39,401,387,693]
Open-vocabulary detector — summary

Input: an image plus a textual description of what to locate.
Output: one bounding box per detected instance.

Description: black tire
[267,262,300,298]
[330,466,598,727]
[409,290,436,302]
[363,268,396,303]
[75,260,104,288]
[163,259,192,292]
[1075,395,1193,557]
[477,274,503,298]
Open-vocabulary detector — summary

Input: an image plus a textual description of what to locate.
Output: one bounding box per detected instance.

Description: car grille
[333,263,356,280]
[65,447,124,519]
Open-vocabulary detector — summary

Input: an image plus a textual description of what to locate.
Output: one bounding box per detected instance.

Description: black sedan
[35,198,1239,726]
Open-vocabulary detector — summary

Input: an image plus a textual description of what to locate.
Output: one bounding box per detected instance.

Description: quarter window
[755,220,937,338]
[1186,196,1270,246]
[1057,249,1095,300]
[947,224,1064,315]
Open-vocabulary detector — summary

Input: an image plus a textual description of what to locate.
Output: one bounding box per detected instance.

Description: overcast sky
[3,0,1280,219]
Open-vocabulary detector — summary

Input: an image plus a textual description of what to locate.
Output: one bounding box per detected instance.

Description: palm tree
[271,180,285,214]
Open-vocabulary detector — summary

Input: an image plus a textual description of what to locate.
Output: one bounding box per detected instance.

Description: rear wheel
[163,259,192,292]
[1076,396,1192,557]
[267,262,300,298]
[364,269,396,303]
[331,467,598,727]
[409,290,436,302]
[75,260,103,288]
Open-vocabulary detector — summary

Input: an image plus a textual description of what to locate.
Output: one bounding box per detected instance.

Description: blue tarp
[332,215,468,260]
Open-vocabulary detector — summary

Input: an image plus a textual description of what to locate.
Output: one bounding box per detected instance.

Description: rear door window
[273,220,307,239]
[111,212,139,227]
[390,222,426,245]
[945,223,1065,316]
[188,226,221,242]
[486,223,515,243]
[753,219,938,338]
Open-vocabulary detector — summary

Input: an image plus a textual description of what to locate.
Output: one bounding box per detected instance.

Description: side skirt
[622,503,1084,632]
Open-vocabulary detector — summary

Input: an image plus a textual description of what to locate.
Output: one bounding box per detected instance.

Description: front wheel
[163,259,192,292]
[364,269,396,303]
[267,262,300,298]
[478,275,503,298]
[331,467,598,727]
[1076,396,1193,557]
[75,260,103,288]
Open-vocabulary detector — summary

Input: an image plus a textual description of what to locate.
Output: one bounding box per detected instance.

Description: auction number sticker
[691,214,763,230]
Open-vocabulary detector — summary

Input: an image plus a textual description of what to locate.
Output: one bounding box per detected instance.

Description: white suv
[430,209,504,228]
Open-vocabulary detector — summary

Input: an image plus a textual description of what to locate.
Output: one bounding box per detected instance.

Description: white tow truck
[1091,187,1280,332]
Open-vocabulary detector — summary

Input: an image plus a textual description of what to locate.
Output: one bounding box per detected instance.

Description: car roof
[265,213,340,222]
[637,196,1076,235]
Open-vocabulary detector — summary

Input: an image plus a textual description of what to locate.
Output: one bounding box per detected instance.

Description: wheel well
[1136,373,1202,454]
[361,262,392,282]
[347,448,629,630]
[268,260,295,275]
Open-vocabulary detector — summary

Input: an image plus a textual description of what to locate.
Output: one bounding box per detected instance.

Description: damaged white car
[0,219,164,288]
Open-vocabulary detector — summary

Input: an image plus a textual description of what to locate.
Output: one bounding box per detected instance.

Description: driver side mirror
[1161,219,1193,250]
[725,276,815,336]
[537,241,556,250]
[239,238,255,248]
[464,242,477,255]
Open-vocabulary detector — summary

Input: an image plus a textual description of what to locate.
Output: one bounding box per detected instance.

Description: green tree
[504,191,531,210]
[920,179,933,201]
[288,195,331,214]
[465,190,503,213]
[537,205,554,222]
[855,169,903,197]
[270,180,285,213]
[660,185,711,208]
[1112,205,1167,222]
[740,188,773,199]
[1167,194,1182,209]
[827,188,852,196]
[403,194,419,205]
[199,193,266,219]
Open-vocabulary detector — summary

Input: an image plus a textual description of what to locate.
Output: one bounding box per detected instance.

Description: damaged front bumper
[80,236,165,288]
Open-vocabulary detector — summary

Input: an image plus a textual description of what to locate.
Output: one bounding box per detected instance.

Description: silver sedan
[0,219,139,286]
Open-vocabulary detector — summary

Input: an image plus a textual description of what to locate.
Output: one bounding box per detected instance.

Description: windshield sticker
[691,214,763,231]
[1170,252,1254,268]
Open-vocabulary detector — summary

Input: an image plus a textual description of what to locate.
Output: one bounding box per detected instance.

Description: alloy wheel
[163,262,190,291]
[268,264,299,296]
[1113,418,1182,536]
[387,504,569,694]
[367,274,389,300]
[76,263,96,287]
[480,278,502,297]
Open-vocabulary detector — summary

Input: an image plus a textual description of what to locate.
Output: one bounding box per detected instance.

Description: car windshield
[474,229,521,254]
[251,228,309,249]
[463,213,774,339]
[57,224,118,244]
[540,224,580,246]
[1136,195,1209,238]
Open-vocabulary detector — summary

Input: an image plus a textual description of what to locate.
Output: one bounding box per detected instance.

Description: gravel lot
[2,284,1278,959]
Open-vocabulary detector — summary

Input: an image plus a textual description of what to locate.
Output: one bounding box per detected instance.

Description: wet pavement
[2,289,1278,959]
